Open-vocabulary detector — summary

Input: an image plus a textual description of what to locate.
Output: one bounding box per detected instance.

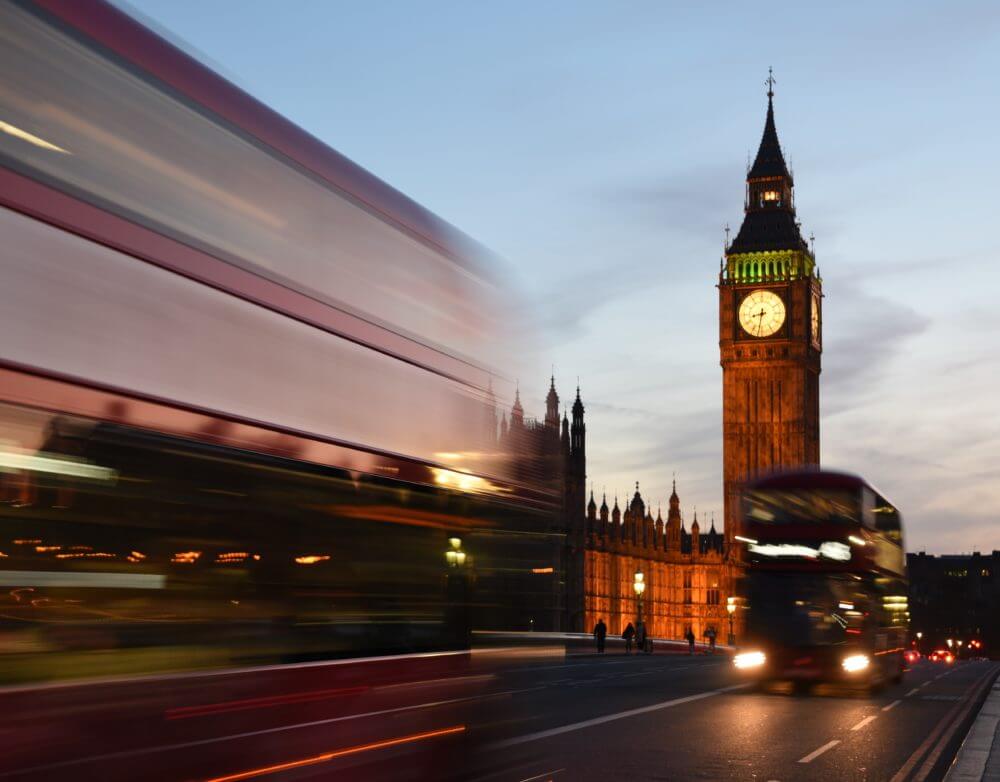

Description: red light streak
[201,725,465,782]
[166,686,369,719]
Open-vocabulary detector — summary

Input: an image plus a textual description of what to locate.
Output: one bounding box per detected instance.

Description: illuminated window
[763,190,779,202]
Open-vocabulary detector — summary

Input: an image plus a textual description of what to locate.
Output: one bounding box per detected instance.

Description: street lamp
[633,571,645,623]
[946,638,953,648]
[726,596,737,646]
[445,537,466,567]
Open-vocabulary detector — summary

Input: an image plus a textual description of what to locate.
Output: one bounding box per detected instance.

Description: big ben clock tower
[720,75,821,550]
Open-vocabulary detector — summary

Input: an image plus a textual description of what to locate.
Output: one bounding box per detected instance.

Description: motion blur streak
[202,726,466,782]
[165,685,369,719]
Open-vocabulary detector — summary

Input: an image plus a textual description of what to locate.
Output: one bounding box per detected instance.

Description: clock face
[739,290,786,338]
[811,292,821,344]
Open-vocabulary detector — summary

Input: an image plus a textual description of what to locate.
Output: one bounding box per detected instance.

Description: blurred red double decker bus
[732,470,908,690]
[0,1,558,778]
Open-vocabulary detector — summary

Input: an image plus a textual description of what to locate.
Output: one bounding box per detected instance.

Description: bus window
[743,489,861,525]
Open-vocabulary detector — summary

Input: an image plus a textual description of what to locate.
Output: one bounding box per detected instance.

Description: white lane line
[487,683,749,749]
[882,699,902,712]
[920,681,932,688]
[852,715,878,731]
[518,771,565,782]
[798,739,841,764]
[906,688,920,696]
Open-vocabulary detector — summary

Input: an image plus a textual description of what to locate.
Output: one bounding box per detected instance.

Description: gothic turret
[666,478,681,551]
[545,375,560,429]
[587,489,597,523]
[510,386,524,427]
[599,492,609,535]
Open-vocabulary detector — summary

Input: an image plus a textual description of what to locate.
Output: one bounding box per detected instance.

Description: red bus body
[0,2,554,778]
[734,470,908,688]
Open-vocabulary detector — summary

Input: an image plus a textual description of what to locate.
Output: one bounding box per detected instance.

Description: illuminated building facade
[496,380,737,639]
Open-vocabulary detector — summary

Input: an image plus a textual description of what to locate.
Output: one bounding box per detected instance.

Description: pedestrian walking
[623,622,635,654]
[705,626,717,654]
[685,627,695,655]
[593,618,607,654]
[636,620,647,655]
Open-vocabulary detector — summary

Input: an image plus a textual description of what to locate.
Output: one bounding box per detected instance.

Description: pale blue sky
[125,0,1000,553]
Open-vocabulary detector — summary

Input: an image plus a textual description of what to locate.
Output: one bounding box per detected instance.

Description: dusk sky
[125,0,1000,554]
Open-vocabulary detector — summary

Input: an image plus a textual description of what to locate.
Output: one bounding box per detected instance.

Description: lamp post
[444,537,468,647]
[633,572,645,625]
[726,597,737,646]
[915,631,923,653]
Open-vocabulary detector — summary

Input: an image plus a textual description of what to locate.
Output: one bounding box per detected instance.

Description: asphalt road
[471,652,1000,782]
[3,650,995,781]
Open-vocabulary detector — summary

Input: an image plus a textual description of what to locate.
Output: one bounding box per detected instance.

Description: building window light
[763,190,779,202]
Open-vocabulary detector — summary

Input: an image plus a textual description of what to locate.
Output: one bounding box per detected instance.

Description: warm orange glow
[172,551,202,563]
[55,551,115,559]
[294,555,330,565]
[12,539,41,545]
[202,725,465,782]
[35,545,61,552]
[216,552,250,563]
[532,567,554,574]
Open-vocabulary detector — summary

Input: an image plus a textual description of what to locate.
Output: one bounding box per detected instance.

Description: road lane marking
[517,771,565,782]
[920,680,931,688]
[906,688,920,696]
[486,683,749,749]
[889,663,1000,782]
[798,739,840,763]
[882,699,902,712]
[852,715,878,731]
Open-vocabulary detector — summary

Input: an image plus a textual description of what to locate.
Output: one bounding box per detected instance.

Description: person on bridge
[685,627,696,655]
[593,618,607,654]
[636,620,648,655]
[705,626,717,654]
[623,622,635,654]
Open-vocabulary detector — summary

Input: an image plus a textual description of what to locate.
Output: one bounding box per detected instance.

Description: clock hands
[755,308,766,336]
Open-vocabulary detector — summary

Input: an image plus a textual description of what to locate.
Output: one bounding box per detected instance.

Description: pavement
[945,675,1000,781]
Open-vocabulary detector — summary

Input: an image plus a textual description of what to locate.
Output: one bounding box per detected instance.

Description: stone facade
[495,379,741,640]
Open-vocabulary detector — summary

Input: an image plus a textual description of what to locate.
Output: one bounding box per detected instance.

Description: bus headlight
[734,651,766,669]
[842,654,870,673]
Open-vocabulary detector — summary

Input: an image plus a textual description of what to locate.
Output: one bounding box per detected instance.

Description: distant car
[928,649,954,664]
[904,650,920,664]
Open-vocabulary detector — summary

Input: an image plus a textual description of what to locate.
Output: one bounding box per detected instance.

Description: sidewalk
[946,677,1000,781]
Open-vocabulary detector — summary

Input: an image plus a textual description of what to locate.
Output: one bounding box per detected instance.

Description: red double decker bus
[732,470,908,690]
[0,1,557,778]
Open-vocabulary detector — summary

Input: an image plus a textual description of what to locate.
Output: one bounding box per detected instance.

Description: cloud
[821,279,931,414]
[598,163,738,242]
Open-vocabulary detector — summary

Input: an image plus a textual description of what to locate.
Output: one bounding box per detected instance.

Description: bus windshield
[746,573,867,647]
[744,488,860,526]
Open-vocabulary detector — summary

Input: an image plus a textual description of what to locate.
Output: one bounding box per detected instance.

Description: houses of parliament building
[497,77,823,642]
[495,378,738,640]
